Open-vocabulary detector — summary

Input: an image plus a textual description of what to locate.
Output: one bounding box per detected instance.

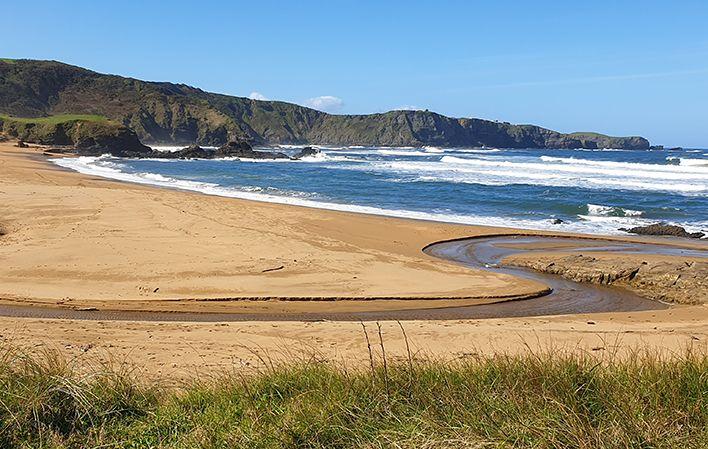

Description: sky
[3,0,708,147]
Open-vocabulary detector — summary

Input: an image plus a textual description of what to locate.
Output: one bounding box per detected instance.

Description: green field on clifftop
[0,114,108,125]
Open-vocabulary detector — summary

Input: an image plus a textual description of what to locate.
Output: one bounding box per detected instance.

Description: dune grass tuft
[0,342,706,448]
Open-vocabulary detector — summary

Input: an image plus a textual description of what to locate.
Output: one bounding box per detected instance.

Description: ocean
[53,145,708,236]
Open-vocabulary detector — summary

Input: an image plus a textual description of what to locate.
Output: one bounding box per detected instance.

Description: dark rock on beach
[72,124,153,157]
[620,223,705,239]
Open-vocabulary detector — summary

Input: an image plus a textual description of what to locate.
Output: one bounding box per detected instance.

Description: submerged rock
[620,223,705,239]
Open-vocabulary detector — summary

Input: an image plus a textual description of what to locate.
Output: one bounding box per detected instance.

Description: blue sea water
[54,145,708,236]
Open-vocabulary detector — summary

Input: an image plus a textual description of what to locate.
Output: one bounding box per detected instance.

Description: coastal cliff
[0,114,150,156]
[0,59,650,149]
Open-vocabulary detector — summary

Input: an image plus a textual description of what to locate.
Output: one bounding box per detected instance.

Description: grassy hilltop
[0,59,650,149]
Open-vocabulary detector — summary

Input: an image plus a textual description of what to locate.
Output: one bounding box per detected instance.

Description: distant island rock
[0,59,651,150]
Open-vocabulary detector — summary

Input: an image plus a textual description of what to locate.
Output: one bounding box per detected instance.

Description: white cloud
[392,105,423,111]
[303,95,344,113]
[248,91,269,101]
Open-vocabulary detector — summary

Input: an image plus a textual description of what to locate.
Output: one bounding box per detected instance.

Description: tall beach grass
[1,334,706,448]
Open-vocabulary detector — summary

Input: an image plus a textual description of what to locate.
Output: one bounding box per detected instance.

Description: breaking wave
[586,204,643,217]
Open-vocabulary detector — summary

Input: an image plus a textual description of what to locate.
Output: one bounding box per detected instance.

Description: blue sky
[3,0,708,147]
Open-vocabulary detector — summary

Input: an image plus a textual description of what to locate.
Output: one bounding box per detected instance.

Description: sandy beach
[1,141,707,377]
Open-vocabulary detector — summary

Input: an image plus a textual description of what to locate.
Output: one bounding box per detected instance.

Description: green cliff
[0,59,650,149]
[0,114,151,155]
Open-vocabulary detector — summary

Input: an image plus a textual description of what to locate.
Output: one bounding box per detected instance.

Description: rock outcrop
[291,146,320,159]
[156,141,290,160]
[0,59,651,149]
[506,253,708,304]
[0,115,151,156]
[621,224,705,239]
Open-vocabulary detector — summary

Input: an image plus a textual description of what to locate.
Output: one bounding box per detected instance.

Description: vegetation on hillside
[0,113,108,124]
[1,343,705,448]
[0,59,651,149]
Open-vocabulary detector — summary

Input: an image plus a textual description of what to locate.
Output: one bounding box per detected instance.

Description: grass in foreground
[0,344,706,448]
[0,114,108,125]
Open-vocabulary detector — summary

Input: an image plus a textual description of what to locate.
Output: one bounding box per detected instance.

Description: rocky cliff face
[0,116,151,156]
[0,59,651,149]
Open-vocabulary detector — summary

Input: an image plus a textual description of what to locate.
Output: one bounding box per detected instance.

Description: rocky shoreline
[43,136,321,161]
[505,252,708,305]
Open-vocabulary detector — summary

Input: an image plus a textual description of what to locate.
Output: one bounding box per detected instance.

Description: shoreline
[2,142,705,311]
[50,149,708,238]
[1,141,707,376]
[1,142,553,309]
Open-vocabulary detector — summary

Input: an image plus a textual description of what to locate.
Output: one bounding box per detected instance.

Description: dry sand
[1,141,706,377]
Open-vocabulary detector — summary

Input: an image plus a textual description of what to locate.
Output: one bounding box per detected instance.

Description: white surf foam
[376,149,434,157]
[343,156,707,195]
[587,204,644,217]
[678,158,708,167]
[539,155,708,175]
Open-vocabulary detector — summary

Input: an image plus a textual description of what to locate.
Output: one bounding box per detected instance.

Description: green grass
[0,114,108,125]
[0,344,706,448]
[0,58,16,64]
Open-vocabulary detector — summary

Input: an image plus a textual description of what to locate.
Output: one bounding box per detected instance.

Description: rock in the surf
[152,141,291,160]
[292,146,321,159]
[216,141,290,159]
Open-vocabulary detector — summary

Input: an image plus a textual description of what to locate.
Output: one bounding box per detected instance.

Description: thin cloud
[304,95,344,112]
[248,91,269,101]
